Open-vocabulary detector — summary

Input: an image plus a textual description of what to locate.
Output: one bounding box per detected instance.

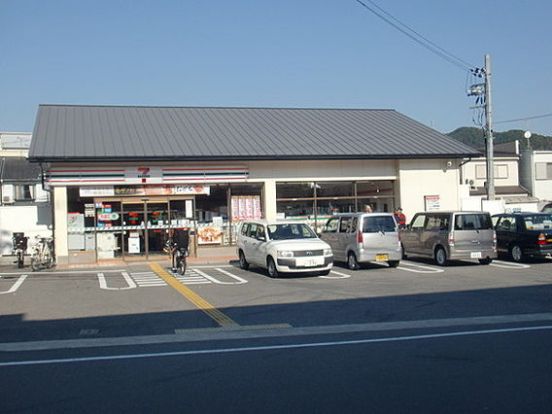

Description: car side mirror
[257,235,266,242]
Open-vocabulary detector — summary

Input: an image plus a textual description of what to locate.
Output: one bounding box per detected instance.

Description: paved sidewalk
[0,247,238,271]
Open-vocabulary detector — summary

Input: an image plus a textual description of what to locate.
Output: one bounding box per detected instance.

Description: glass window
[324,218,339,233]
[277,200,314,219]
[496,217,515,232]
[247,223,258,238]
[256,225,266,239]
[14,185,34,201]
[424,215,449,231]
[357,181,394,197]
[316,181,354,198]
[411,214,426,229]
[276,182,314,199]
[362,216,396,233]
[339,217,351,233]
[316,199,356,216]
[350,217,358,233]
[196,184,228,223]
[454,214,492,230]
[522,214,552,231]
[231,183,263,196]
[240,223,249,236]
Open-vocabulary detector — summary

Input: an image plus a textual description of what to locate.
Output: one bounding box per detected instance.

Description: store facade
[29,105,479,265]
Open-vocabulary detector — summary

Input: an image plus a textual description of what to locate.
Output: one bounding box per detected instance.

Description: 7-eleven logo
[137,167,151,183]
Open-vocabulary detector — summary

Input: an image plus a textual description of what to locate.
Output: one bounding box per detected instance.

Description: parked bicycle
[30,236,55,271]
[12,232,28,269]
[165,229,190,275]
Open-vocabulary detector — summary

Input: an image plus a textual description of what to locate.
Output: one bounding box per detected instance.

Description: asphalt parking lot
[1,256,551,344]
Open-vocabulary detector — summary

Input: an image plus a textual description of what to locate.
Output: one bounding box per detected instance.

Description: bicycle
[30,236,55,271]
[164,229,190,275]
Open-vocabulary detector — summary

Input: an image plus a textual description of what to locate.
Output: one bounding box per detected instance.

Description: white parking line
[193,268,247,285]
[490,260,531,269]
[320,270,351,279]
[397,261,444,274]
[0,274,28,294]
[98,272,137,290]
[213,268,248,284]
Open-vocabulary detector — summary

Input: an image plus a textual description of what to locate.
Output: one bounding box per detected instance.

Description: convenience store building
[28,105,479,265]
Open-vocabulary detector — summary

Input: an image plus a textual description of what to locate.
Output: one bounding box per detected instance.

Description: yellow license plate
[375,254,389,262]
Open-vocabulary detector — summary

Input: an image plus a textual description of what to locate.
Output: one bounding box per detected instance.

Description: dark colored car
[492,212,552,262]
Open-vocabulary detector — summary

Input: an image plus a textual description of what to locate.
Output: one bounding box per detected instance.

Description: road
[1,257,551,413]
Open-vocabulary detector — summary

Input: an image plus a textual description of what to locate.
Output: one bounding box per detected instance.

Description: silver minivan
[320,213,401,270]
[400,211,497,266]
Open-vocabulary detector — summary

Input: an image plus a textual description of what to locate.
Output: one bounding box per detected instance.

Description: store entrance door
[121,201,170,260]
[145,201,170,257]
[122,202,146,259]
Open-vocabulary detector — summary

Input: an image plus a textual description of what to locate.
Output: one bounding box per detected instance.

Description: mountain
[447,127,552,151]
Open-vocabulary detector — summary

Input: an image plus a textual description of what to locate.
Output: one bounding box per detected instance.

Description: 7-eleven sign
[126,167,162,184]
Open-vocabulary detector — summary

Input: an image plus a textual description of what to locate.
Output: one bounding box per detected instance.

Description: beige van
[400,211,496,266]
[320,213,401,270]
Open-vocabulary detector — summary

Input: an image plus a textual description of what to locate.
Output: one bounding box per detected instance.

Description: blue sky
[1,0,551,136]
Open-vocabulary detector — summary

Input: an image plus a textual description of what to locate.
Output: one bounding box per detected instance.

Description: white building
[28,105,481,265]
[519,147,552,208]
[0,132,52,256]
[460,140,538,213]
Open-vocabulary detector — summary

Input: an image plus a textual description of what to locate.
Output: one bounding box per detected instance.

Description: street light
[524,130,532,150]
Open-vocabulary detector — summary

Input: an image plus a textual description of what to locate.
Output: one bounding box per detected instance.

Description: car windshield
[267,223,317,240]
[522,214,552,231]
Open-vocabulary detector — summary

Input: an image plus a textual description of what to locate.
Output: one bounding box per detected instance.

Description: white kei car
[236,220,334,278]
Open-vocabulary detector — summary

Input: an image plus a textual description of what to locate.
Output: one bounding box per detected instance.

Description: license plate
[470,252,482,259]
[296,257,323,267]
[375,254,389,262]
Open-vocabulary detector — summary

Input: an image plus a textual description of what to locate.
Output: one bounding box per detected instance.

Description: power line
[494,112,552,124]
[354,0,475,71]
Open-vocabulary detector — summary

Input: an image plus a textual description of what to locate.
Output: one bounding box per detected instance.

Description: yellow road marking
[150,263,239,328]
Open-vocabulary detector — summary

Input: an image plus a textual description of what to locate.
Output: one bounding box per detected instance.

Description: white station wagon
[237,220,333,278]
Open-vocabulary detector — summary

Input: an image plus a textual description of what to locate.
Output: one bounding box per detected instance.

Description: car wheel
[239,250,249,270]
[478,258,492,265]
[267,257,279,278]
[434,247,448,266]
[510,244,523,262]
[347,252,359,270]
[388,260,400,268]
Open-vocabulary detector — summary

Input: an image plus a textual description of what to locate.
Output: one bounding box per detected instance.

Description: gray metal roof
[29,105,480,162]
[0,157,42,182]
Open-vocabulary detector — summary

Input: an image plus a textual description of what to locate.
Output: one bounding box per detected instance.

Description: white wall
[532,151,552,201]
[247,159,396,181]
[0,205,52,255]
[461,157,519,188]
[53,186,69,263]
[398,159,461,223]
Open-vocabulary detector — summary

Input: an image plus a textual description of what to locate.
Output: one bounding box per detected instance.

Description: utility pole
[484,54,495,200]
